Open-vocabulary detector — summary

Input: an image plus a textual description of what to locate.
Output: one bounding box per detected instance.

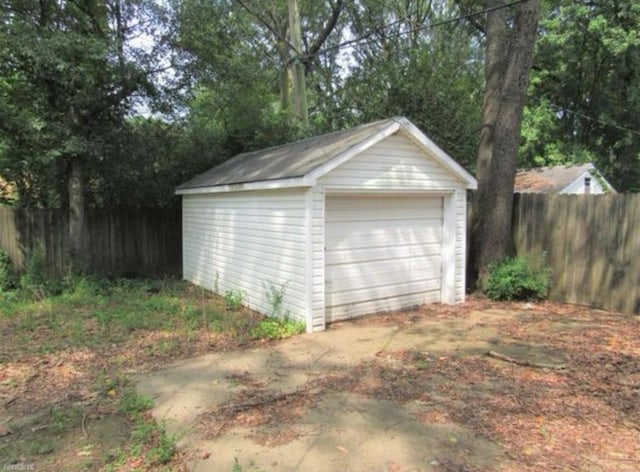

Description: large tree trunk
[68,158,87,272]
[469,0,541,286]
[288,0,308,124]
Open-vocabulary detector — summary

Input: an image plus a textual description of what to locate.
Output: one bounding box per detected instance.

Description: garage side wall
[182,189,309,324]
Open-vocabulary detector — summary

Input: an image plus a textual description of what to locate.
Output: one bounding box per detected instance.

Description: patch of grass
[101,383,178,470]
[1,277,266,472]
[49,405,82,434]
[25,438,55,455]
[118,388,154,417]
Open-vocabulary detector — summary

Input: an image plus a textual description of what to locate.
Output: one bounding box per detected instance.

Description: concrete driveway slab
[136,310,519,471]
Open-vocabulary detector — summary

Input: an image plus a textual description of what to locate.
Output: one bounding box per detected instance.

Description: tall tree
[469,0,541,284]
[0,0,160,268]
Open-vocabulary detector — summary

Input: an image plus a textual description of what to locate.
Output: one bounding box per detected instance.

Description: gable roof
[514,163,610,193]
[176,117,476,194]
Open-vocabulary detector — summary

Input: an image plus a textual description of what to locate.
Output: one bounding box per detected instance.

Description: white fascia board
[304,120,403,184]
[175,177,309,195]
[587,167,617,193]
[401,121,478,190]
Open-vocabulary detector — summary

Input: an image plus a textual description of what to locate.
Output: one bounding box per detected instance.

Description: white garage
[176,117,476,332]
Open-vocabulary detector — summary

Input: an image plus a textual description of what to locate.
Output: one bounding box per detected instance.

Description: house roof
[514,163,597,193]
[176,117,476,194]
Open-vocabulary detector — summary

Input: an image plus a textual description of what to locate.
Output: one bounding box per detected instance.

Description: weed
[232,456,264,472]
[20,246,56,299]
[250,316,305,340]
[118,387,154,417]
[0,250,17,292]
[224,289,245,311]
[263,281,289,318]
[49,405,81,434]
[108,383,178,469]
[146,423,177,465]
[25,438,55,455]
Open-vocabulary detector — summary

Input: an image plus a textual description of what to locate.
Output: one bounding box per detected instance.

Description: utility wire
[535,98,640,138]
[310,0,532,58]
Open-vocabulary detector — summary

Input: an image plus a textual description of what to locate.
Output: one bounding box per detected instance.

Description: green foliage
[0,0,165,208]
[250,316,306,340]
[523,0,640,191]
[263,281,289,318]
[117,387,177,467]
[483,257,551,301]
[224,289,245,311]
[19,246,57,298]
[49,406,82,434]
[118,388,154,417]
[0,250,16,291]
[145,424,177,466]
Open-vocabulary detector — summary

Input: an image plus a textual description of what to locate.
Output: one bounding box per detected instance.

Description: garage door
[325,194,443,322]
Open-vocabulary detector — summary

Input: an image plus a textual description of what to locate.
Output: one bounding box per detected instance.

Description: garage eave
[175,177,310,195]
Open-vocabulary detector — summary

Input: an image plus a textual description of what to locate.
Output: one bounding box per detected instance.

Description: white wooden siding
[324,195,443,322]
[182,189,308,323]
[318,134,462,189]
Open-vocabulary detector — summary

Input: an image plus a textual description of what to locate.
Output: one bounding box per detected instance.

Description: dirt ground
[137,300,640,472]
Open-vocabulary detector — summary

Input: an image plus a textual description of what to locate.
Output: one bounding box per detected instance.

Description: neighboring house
[175,117,477,332]
[514,163,616,194]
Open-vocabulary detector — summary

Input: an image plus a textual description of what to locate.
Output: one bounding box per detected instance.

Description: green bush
[483,256,551,301]
[0,250,17,291]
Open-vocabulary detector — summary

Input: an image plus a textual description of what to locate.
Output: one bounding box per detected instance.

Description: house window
[584,177,591,194]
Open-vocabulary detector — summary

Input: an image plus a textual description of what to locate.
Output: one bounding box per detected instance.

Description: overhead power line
[543,100,640,138]
[311,0,532,58]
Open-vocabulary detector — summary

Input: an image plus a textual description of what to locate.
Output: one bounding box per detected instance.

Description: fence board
[0,207,181,277]
[513,193,640,314]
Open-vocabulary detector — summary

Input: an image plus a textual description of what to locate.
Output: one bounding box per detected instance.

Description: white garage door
[325,194,443,322]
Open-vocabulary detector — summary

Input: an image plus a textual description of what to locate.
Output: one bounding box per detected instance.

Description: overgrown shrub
[483,256,551,301]
[0,250,17,291]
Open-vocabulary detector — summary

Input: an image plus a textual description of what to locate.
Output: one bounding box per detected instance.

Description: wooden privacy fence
[0,207,182,277]
[513,193,640,314]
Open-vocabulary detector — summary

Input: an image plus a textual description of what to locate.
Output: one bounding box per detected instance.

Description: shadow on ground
[136,305,640,472]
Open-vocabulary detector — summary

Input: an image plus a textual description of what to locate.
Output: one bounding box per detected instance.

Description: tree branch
[305,0,345,62]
